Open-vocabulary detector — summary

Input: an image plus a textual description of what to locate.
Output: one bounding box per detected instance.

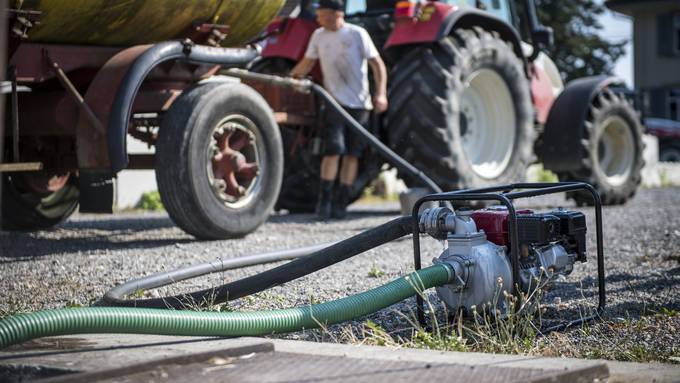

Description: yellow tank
[15,0,285,47]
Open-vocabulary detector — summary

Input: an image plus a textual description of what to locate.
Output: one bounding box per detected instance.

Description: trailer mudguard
[385,5,525,71]
[540,75,626,171]
[107,41,258,174]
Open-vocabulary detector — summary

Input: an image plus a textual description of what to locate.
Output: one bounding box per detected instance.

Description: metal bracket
[44,54,106,136]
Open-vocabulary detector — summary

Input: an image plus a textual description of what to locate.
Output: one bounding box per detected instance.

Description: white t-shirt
[304,23,379,110]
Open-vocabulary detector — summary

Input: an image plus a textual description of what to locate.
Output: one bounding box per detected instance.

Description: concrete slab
[0,334,677,383]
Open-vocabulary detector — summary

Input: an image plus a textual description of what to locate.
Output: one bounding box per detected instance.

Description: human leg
[332,109,370,218]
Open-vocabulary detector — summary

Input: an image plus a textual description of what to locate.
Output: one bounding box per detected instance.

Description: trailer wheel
[1,172,79,231]
[558,90,644,206]
[251,58,381,213]
[155,82,283,239]
[386,28,534,190]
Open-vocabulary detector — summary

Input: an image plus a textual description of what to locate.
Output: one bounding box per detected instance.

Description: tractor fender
[438,8,526,69]
[386,6,527,74]
[540,75,627,171]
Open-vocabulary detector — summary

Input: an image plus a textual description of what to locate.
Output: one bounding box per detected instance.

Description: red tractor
[253,0,644,211]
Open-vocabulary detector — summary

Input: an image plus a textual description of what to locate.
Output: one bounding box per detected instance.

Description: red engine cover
[472,207,533,246]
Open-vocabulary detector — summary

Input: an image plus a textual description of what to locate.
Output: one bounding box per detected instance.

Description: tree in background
[534,0,626,82]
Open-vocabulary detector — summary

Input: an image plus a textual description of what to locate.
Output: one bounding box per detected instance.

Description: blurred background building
[607,0,680,122]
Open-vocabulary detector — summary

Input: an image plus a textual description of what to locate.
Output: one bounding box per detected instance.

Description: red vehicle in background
[252,0,644,211]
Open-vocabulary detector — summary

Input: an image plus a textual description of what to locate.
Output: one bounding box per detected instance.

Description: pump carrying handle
[411,182,605,333]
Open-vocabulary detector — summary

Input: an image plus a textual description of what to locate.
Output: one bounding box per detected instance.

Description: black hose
[103,242,335,307]
[310,83,443,194]
[105,216,413,308]
[109,42,258,173]
[223,69,443,194]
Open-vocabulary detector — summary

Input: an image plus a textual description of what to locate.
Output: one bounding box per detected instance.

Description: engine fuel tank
[13,0,285,47]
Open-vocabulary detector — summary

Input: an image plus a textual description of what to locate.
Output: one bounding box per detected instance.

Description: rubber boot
[331,184,351,219]
[315,180,333,220]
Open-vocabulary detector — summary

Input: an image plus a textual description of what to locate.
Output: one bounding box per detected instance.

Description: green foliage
[535,0,627,82]
[0,299,32,320]
[135,191,164,211]
[657,307,678,318]
[537,167,559,183]
[367,265,386,278]
[65,300,83,308]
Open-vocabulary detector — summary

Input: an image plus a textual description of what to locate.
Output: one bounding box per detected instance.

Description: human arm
[290,57,317,78]
[368,56,388,113]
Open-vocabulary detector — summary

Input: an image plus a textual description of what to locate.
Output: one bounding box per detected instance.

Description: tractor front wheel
[558,90,644,205]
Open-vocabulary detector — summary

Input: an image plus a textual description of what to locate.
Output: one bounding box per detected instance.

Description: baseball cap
[318,0,344,11]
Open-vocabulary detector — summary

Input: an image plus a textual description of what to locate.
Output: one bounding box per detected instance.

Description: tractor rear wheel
[155,81,283,239]
[557,90,644,206]
[386,28,534,191]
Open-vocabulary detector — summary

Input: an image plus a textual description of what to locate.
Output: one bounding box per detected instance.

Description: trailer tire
[558,90,644,206]
[386,28,534,190]
[1,173,79,231]
[156,82,283,239]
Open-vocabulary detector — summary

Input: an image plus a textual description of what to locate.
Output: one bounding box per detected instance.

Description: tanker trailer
[1,0,287,239]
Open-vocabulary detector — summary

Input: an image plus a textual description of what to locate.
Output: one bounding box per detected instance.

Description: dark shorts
[323,107,371,157]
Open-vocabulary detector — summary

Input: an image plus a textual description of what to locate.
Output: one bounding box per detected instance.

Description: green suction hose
[0,264,453,349]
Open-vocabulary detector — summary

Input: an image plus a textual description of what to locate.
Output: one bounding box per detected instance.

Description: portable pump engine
[420,205,588,314]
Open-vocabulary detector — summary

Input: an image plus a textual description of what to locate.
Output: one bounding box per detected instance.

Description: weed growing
[135,190,164,211]
[367,265,385,278]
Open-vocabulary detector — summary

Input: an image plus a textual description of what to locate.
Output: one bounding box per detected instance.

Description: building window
[670,89,680,122]
[676,14,680,53]
[658,13,680,56]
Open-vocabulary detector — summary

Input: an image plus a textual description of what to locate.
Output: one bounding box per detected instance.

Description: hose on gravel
[104,216,413,309]
[0,264,453,349]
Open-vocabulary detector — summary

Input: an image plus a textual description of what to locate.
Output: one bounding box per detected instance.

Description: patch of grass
[340,275,549,356]
[656,307,678,318]
[135,190,164,211]
[65,300,83,308]
[0,300,32,319]
[367,265,385,278]
[659,168,671,187]
[536,165,559,183]
[333,274,672,363]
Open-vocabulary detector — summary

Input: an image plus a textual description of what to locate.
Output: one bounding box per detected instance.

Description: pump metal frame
[411,182,605,333]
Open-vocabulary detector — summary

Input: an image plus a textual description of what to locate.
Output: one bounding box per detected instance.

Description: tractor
[252,0,644,211]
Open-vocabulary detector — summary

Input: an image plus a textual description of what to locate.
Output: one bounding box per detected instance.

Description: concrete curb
[1,335,678,382]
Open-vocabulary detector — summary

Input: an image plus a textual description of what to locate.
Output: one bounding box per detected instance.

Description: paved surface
[1,334,678,382]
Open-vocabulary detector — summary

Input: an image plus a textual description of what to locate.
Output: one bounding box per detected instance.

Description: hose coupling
[434,254,472,290]
[419,207,456,240]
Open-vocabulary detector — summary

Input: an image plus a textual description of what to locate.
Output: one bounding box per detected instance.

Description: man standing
[290,0,388,220]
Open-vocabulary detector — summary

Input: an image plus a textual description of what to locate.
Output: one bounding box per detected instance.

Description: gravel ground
[1,187,679,362]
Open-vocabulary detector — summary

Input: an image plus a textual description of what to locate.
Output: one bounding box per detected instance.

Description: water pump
[410,182,605,330]
[420,205,587,314]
